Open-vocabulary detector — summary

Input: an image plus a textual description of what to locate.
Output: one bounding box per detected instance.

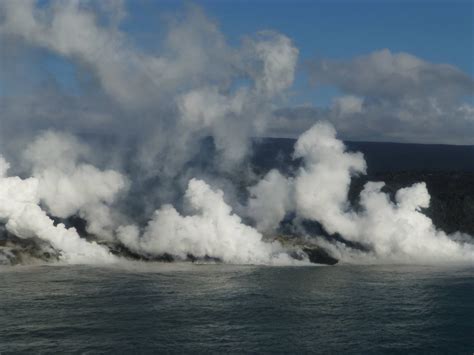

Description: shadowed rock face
[104,241,221,263]
[303,247,338,265]
[0,229,60,265]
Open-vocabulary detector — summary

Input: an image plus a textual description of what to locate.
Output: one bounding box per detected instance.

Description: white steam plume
[118,178,296,265]
[248,122,474,264]
[247,169,293,233]
[24,131,128,241]
[0,155,116,264]
[293,123,366,237]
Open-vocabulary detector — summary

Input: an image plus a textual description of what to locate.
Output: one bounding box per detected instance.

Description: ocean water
[0,263,472,353]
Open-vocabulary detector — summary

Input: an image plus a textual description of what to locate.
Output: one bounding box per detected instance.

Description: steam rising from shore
[248,123,474,264]
[1,122,473,265]
[0,156,116,264]
[117,179,293,265]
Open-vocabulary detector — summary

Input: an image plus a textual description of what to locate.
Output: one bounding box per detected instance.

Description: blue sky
[125,0,473,71]
[10,0,472,104]
[121,0,473,105]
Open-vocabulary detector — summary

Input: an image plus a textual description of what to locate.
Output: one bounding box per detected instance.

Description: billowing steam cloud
[24,131,128,240]
[117,179,294,265]
[0,0,298,179]
[0,1,473,266]
[248,123,474,264]
[0,155,116,263]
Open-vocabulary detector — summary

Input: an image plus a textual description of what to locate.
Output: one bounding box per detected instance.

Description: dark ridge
[251,137,474,174]
[346,141,474,173]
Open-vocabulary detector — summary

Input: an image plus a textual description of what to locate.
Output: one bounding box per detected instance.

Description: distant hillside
[251,138,474,174]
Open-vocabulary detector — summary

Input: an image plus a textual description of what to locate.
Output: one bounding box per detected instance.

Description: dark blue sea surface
[0,264,473,353]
